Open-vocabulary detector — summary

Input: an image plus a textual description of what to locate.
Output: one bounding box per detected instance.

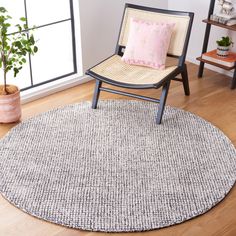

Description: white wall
[78,0,168,72]
[168,0,234,75]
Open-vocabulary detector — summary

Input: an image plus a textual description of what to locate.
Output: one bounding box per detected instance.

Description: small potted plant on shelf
[216,36,234,57]
[0,6,38,123]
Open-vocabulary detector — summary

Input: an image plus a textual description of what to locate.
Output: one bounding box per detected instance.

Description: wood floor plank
[0,62,235,236]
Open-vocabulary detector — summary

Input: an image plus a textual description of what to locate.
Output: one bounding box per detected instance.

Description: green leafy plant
[0,6,38,95]
[216,36,234,47]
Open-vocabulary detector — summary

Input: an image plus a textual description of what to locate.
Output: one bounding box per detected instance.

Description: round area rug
[0,100,236,232]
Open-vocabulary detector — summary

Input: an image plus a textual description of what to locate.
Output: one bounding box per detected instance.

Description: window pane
[0,0,25,34]
[0,0,77,90]
[26,0,71,27]
[6,61,32,89]
[0,0,31,89]
[31,21,74,84]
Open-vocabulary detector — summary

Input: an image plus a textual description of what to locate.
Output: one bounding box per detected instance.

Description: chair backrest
[117,4,194,60]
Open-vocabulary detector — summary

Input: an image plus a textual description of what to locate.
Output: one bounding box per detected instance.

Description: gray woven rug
[0,100,236,232]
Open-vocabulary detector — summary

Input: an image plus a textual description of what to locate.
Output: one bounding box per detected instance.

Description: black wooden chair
[86,4,194,124]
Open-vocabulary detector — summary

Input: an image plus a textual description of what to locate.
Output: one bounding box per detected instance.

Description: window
[2,0,77,91]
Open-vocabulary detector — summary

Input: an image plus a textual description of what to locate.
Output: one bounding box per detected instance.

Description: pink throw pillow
[121,18,175,70]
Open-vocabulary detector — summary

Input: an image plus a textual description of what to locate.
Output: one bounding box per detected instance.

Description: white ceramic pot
[0,87,21,123]
[217,46,230,57]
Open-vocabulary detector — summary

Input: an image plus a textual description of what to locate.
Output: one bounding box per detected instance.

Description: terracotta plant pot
[0,86,21,123]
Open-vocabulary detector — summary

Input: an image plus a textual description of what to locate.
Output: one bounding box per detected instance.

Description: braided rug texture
[0,100,236,232]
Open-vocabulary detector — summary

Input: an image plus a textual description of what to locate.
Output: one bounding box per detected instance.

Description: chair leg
[181,63,190,96]
[92,80,102,109]
[156,80,171,124]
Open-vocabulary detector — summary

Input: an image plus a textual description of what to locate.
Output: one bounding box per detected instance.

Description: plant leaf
[0,7,7,13]
[20,17,26,22]
[33,46,38,53]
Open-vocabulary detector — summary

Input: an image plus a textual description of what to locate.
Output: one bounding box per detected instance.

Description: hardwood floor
[0,62,235,236]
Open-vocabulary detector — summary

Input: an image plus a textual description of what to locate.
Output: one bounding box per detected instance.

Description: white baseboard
[21,75,93,104]
[186,56,234,78]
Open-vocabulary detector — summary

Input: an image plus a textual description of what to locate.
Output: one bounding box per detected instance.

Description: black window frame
[8,0,77,91]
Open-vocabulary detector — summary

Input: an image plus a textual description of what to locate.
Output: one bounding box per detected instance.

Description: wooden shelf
[197,57,236,70]
[199,0,236,89]
[203,19,236,31]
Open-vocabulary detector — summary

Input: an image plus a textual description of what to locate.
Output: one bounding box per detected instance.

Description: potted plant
[0,6,38,123]
[216,36,234,57]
